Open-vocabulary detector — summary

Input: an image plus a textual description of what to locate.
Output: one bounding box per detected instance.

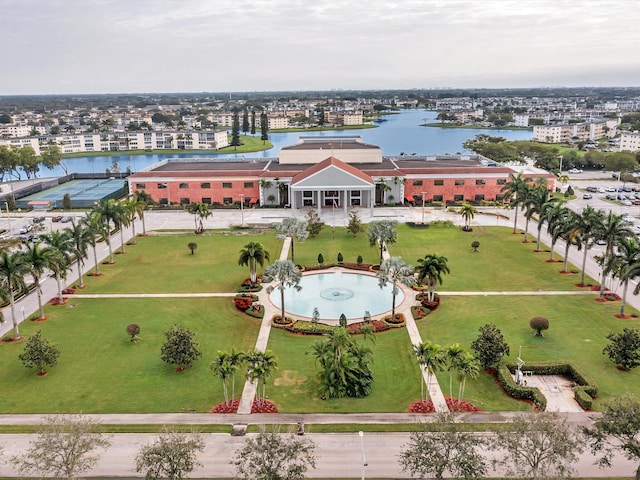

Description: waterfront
[45,110,531,177]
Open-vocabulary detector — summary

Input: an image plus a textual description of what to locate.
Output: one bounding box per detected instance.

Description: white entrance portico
[289,157,375,216]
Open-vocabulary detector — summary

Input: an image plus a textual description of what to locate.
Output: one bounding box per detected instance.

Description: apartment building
[620,132,640,152]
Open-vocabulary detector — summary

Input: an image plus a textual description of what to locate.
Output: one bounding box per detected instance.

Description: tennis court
[17,179,127,209]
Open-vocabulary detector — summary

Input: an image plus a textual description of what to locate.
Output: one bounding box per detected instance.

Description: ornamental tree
[529,316,549,337]
[160,325,202,371]
[19,331,60,375]
[470,324,510,370]
[603,327,640,371]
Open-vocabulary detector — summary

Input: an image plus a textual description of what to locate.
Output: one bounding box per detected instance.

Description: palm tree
[41,229,74,304]
[133,190,154,236]
[122,196,146,244]
[265,260,302,324]
[276,217,309,264]
[238,242,270,284]
[82,212,107,273]
[446,343,465,399]
[22,241,60,320]
[597,211,633,299]
[456,352,480,404]
[500,172,533,234]
[244,349,277,406]
[412,341,446,403]
[519,185,537,242]
[377,256,415,322]
[0,250,29,339]
[575,206,605,286]
[93,199,119,263]
[68,220,92,288]
[367,220,398,264]
[416,253,450,303]
[210,351,233,406]
[558,174,570,188]
[459,203,477,231]
[226,348,245,402]
[527,187,558,249]
[558,210,582,274]
[188,201,212,233]
[112,202,130,254]
[605,237,640,317]
[542,201,568,259]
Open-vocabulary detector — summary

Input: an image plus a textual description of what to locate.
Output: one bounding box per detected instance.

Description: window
[496,194,505,201]
[157,183,167,189]
[201,197,211,204]
[159,198,168,205]
[200,182,211,189]
[475,179,485,185]
[475,194,485,201]
[412,180,423,186]
[180,198,190,205]
[303,191,313,198]
[222,182,232,188]
[433,194,443,202]
[434,180,444,186]
[223,197,233,204]
[454,195,464,202]
[454,179,465,186]
[350,190,361,197]
[244,182,254,188]
[179,183,189,189]
[497,179,507,185]
[135,183,146,189]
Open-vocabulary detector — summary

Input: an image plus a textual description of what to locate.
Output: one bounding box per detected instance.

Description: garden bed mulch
[210,398,278,414]
[408,396,481,413]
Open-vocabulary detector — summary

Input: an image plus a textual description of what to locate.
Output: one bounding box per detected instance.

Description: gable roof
[291,157,374,188]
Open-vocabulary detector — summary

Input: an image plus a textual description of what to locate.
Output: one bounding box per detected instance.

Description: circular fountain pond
[269,270,405,320]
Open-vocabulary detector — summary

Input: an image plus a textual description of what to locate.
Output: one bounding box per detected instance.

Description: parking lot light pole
[239,194,245,226]
[358,431,367,480]
[421,191,427,224]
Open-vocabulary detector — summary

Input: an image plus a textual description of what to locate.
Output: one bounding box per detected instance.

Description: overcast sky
[2,0,639,95]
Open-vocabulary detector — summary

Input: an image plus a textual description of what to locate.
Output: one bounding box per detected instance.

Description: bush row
[496,364,547,411]
[301,262,374,272]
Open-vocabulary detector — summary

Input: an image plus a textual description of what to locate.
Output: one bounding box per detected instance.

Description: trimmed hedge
[238,284,263,293]
[411,305,429,320]
[496,364,547,411]
[281,321,334,335]
[244,305,264,319]
[574,388,593,410]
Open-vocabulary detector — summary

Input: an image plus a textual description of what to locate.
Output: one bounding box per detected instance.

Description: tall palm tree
[133,190,154,236]
[187,201,212,233]
[456,352,480,404]
[112,202,130,254]
[22,241,60,320]
[93,199,119,263]
[82,212,107,273]
[226,348,245,402]
[416,253,450,303]
[276,217,309,264]
[265,260,302,324]
[542,201,568,260]
[0,250,29,339]
[500,172,533,234]
[597,211,633,299]
[459,203,477,231]
[575,206,605,286]
[244,349,277,406]
[68,220,92,288]
[210,351,233,406]
[238,242,270,284]
[377,256,415,322]
[528,188,558,250]
[412,341,446,403]
[559,210,582,274]
[605,237,640,316]
[446,343,465,399]
[41,229,74,304]
[122,196,145,244]
[367,220,398,264]
[519,185,537,242]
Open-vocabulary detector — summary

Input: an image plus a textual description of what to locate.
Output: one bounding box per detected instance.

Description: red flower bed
[62,288,76,295]
[408,396,482,413]
[210,398,278,414]
[233,297,253,311]
[347,320,390,334]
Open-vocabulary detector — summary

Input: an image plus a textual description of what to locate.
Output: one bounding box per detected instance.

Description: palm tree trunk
[77,261,84,288]
[92,244,100,275]
[119,229,126,254]
[106,237,114,263]
[524,218,530,242]
[600,271,607,299]
[562,242,570,272]
[291,239,295,264]
[130,219,137,245]
[621,280,629,316]
[549,239,556,261]
[512,205,519,234]
[250,258,257,284]
[580,241,589,285]
[55,274,63,304]
[141,213,147,236]
[35,278,44,319]
[280,287,286,323]
[536,228,542,251]
[9,290,19,339]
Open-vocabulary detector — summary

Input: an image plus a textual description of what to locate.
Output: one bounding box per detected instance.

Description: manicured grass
[270,124,377,133]
[419,294,640,409]
[392,223,594,291]
[294,227,381,266]
[216,134,273,154]
[266,327,421,413]
[0,298,260,413]
[82,231,282,293]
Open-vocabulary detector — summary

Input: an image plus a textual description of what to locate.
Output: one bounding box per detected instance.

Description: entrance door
[324,190,339,207]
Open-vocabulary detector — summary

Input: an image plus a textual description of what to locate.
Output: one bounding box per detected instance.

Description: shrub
[411,305,429,320]
[317,253,324,265]
[271,315,294,325]
[382,313,405,326]
[356,255,363,265]
[284,321,334,335]
[234,298,253,311]
[245,304,264,319]
[339,313,347,328]
[126,323,141,342]
[496,364,547,410]
[471,240,480,252]
[337,252,344,264]
[529,316,550,337]
[187,242,198,255]
[574,387,593,410]
[238,284,263,293]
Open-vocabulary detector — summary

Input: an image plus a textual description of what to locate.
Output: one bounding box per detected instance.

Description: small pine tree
[347,210,364,236]
[260,112,269,144]
[565,185,574,197]
[317,253,324,265]
[250,110,256,135]
[306,210,324,237]
[231,110,241,149]
[357,255,363,265]
[312,307,320,323]
[339,314,347,328]
[337,252,344,263]
[242,108,249,135]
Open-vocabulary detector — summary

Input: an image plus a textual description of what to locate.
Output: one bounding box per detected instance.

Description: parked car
[60,216,73,223]
[595,238,607,246]
[31,216,45,224]
[18,224,33,234]
[606,187,617,192]
[582,193,593,199]
[621,200,633,206]
[586,186,597,193]
[597,188,606,193]
[51,216,63,222]
[568,168,583,174]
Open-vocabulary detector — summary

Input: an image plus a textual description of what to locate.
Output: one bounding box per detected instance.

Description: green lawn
[1,223,638,414]
[82,232,282,293]
[0,298,260,413]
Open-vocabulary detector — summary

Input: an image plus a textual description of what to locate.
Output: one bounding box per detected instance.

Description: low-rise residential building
[620,131,640,152]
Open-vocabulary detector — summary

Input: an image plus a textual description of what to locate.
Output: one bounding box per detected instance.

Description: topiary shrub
[187,242,198,255]
[529,316,549,337]
[356,255,363,265]
[126,323,141,343]
[339,313,347,328]
[337,252,344,264]
[318,253,324,265]
[471,240,480,252]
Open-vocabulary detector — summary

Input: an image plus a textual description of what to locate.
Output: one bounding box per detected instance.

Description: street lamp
[558,155,563,173]
[4,201,11,235]
[421,191,427,224]
[239,193,245,226]
[358,431,367,480]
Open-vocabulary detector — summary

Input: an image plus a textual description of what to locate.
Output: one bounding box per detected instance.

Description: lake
[46,110,531,177]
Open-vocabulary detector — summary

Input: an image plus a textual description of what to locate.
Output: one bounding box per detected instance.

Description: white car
[621,200,633,206]
[568,168,583,174]
[597,188,606,193]
[606,187,616,192]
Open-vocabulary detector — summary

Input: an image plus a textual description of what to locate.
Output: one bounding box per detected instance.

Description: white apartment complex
[620,132,640,152]
[532,120,611,143]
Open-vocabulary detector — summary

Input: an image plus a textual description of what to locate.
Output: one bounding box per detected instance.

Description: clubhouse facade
[128,136,555,213]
